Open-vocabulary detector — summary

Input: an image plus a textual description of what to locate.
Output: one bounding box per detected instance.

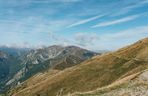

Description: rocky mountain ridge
[9,38,148,96]
[0,45,97,94]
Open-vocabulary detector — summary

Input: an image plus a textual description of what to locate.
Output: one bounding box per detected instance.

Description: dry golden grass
[10,38,148,96]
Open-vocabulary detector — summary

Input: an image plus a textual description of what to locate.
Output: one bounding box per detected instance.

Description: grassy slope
[10,38,148,96]
[72,69,148,96]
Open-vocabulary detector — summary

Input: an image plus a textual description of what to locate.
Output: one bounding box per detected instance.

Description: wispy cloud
[67,14,105,28]
[111,0,148,16]
[124,0,148,10]
[92,15,139,28]
[0,0,147,50]
[103,25,148,40]
[77,25,148,51]
[97,25,148,50]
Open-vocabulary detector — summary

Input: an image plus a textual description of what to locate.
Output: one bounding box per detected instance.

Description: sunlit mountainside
[0,0,148,96]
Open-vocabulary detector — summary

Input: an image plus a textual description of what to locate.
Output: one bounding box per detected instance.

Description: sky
[0,0,148,51]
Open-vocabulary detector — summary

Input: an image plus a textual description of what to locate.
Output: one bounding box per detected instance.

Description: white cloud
[74,32,100,50]
[97,25,148,50]
[72,25,148,51]
[67,14,105,28]
[92,15,139,28]
[0,16,74,48]
[103,26,148,40]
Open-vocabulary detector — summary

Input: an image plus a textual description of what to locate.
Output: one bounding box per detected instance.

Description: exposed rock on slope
[0,51,9,81]
[0,51,22,93]
[6,45,97,92]
[10,38,148,96]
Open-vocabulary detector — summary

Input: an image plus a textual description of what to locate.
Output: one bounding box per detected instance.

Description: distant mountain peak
[8,38,148,96]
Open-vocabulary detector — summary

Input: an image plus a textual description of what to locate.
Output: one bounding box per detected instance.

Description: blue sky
[0,0,148,51]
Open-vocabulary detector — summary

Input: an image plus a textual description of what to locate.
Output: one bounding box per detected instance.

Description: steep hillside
[71,69,148,96]
[0,51,22,93]
[0,51,9,81]
[19,45,97,80]
[6,45,97,92]
[10,38,148,96]
[0,46,30,93]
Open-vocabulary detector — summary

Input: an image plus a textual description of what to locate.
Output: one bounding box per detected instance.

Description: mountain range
[7,37,148,96]
[0,45,98,95]
[0,38,147,96]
